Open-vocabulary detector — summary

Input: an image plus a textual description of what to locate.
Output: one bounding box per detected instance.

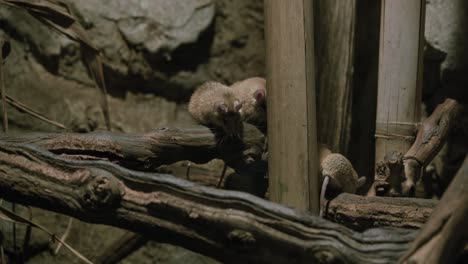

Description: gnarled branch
[0,141,415,264]
[0,124,265,171]
[326,193,436,230]
[370,98,462,197]
[2,126,439,231]
[399,155,468,264]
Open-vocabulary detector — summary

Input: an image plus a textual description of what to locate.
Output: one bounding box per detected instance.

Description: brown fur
[230,77,266,126]
[321,153,360,194]
[319,152,366,217]
[188,81,243,138]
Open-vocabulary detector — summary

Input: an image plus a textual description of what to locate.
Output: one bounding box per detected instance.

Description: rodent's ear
[217,102,228,113]
[357,177,366,188]
[234,100,243,112]
[253,88,266,104]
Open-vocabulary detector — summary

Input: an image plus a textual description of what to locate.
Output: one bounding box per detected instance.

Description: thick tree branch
[0,142,416,263]
[399,155,468,264]
[2,126,438,230]
[370,98,462,197]
[326,193,436,230]
[0,124,266,173]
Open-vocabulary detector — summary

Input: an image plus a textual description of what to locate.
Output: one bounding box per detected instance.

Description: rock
[0,0,215,96]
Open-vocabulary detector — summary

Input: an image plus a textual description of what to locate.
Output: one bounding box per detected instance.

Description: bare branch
[399,155,468,264]
[0,141,416,264]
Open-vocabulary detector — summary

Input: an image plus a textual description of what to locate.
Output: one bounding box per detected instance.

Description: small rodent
[189,81,243,138]
[230,77,267,127]
[319,152,366,217]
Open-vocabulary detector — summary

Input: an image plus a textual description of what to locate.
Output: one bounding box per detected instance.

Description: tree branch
[0,124,266,172]
[2,126,438,231]
[370,98,462,197]
[0,141,416,263]
[399,155,468,264]
[326,193,436,230]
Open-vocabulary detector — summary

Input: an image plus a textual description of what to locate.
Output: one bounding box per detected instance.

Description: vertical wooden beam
[375,1,425,167]
[264,0,319,213]
[314,0,356,154]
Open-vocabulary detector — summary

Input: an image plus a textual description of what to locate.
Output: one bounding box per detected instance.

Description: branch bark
[2,127,438,231]
[0,124,266,173]
[399,155,468,264]
[0,141,416,263]
[370,98,462,197]
[326,193,436,230]
[402,98,461,194]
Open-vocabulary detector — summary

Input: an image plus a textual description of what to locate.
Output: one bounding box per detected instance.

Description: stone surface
[425,0,468,72]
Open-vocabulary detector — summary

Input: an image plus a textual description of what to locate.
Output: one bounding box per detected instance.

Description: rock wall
[0,0,264,133]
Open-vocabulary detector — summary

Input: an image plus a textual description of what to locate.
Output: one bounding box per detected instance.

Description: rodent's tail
[319,175,330,218]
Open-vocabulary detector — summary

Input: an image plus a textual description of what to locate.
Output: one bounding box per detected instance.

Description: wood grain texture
[264,0,319,213]
[326,193,435,231]
[375,0,425,164]
[0,141,417,264]
[0,124,265,173]
[399,156,468,264]
[369,99,461,197]
[314,0,356,154]
[1,129,439,231]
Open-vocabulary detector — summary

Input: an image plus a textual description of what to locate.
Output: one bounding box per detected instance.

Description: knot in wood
[81,170,122,211]
[227,229,256,250]
[384,151,403,167]
[375,161,390,180]
[312,249,337,264]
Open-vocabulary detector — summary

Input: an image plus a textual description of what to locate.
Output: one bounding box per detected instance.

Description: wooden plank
[264,0,319,213]
[375,0,425,164]
[314,0,356,154]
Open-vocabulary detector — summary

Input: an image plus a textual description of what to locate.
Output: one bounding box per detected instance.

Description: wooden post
[373,0,425,195]
[264,0,319,213]
[314,0,356,154]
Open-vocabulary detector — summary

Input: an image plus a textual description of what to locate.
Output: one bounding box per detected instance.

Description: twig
[0,38,15,262]
[0,93,67,130]
[0,40,7,132]
[0,0,111,130]
[53,217,73,255]
[0,204,92,264]
[22,207,33,259]
[53,217,73,256]
[186,162,191,180]
[216,162,228,188]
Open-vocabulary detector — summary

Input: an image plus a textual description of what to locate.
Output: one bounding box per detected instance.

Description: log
[2,129,438,230]
[0,124,266,173]
[326,193,436,231]
[0,141,416,263]
[399,155,468,264]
